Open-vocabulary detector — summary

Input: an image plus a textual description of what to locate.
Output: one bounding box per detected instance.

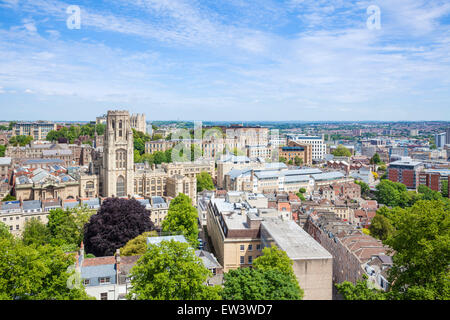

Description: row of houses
[0,196,169,236]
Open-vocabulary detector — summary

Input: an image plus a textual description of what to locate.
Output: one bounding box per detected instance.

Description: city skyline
[1,0,450,121]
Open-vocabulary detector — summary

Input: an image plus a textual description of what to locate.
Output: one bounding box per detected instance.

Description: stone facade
[101,110,135,198]
[130,113,146,133]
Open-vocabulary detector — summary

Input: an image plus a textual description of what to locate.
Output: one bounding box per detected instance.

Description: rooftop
[261,218,332,260]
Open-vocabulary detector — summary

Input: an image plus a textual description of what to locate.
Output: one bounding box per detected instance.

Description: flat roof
[261,218,332,260]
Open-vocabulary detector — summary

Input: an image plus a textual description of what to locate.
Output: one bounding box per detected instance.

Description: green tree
[335,275,386,300]
[9,135,33,146]
[127,240,222,300]
[418,185,443,201]
[0,238,93,300]
[222,268,303,300]
[441,180,449,198]
[355,180,370,197]
[375,180,412,208]
[120,231,158,256]
[369,214,394,241]
[294,156,303,166]
[0,222,12,241]
[384,200,450,300]
[22,219,52,247]
[197,172,215,192]
[47,207,94,249]
[0,145,6,157]
[161,194,199,247]
[370,153,381,165]
[2,194,16,202]
[332,145,352,157]
[253,246,297,279]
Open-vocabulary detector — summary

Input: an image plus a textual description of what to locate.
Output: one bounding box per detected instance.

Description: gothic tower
[102,110,135,198]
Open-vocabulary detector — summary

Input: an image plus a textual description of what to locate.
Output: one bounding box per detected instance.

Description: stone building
[130,113,146,133]
[96,111,212,204]
[279,140,313,165]
[101,110,135,198]
[304,211,391,288]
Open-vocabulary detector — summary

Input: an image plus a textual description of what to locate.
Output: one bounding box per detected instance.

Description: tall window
[117,176,125,197]
[116,149,126,169]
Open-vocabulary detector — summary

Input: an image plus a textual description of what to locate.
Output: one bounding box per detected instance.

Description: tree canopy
[370,153,382,165]
[46,123,105,144]
[9,135,33,146]
[221,268,303,300]
[127,240,222,300]
[384,200,450,300]
[120,231,158,256]
[197,172,215,192]
[84,198,155,257]
[222,246,304,300]
[332,145,352,157]
[0,237,93,300]
[335,275,386,300]
[369,214,394,241]
[161,194,199,247]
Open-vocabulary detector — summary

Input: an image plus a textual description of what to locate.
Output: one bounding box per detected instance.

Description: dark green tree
[370,153,381,165]
[369,214,394,241]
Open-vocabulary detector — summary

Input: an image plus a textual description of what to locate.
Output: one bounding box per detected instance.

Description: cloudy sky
[0,0,449,121]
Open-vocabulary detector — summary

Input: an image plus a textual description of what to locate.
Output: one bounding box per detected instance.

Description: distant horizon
[1,118,449,124]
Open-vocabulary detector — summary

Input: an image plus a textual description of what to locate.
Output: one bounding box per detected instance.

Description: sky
[0,0,449,122]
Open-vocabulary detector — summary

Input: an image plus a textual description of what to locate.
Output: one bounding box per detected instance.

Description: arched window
[86,181,94,189]
[117,176,125,197]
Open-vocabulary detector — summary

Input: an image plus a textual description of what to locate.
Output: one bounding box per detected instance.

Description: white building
[286,134,326,160]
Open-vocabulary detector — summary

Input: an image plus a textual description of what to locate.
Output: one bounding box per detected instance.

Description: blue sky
[0,0,449,121]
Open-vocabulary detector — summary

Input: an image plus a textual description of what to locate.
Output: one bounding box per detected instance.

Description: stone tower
[102,110,135,198]
[130,113,146,133]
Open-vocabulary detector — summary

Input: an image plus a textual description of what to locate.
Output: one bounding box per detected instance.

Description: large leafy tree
[441,180,449,198]
[0,238,93,300]
[253,246,296,278]
[384,200,450,300]
[120,230,158,256]
[22,219,52,247]
[47,206,94,251]
[197,172,215,192]
[161,194,199,247]
[375,180,417,208]
[369,214,395,241]
[370,153,381,165]
[335,275,386,300]
[8,135,33,146]
[332,145,352,157]
[127,240,222,300]
[0,222,12,241]
[417,185,443,201]
[223,246,304,300]
[84,198,155,257]
[221,268,303,300]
